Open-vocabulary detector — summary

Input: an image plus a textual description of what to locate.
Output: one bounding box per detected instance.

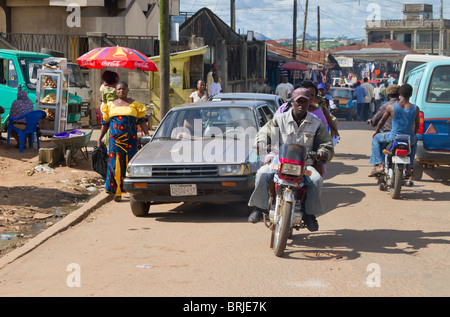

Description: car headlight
[218,164,251,176]
[127,166,152,177]
[280,163,303,177]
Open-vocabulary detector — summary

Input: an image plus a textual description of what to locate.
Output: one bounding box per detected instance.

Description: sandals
[114,196,122,202]
[368,165,384,177]
[405,168,413,177]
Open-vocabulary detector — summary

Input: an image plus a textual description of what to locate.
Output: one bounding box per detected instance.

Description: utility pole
[293,0,297,59]
[301,0,308,50]
[231,0,236,31]
[317,6,320,51]
[431,22,434,55]
[439,0,443,55]
[159,0,170,119]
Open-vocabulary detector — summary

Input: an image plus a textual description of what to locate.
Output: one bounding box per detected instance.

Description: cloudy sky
[180,0,448,40]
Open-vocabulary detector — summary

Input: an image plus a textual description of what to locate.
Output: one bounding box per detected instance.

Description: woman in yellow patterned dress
[97,81,149,202]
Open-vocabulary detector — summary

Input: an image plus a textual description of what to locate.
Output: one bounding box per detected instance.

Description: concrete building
[0,0,179,37]
[366,3,449,56]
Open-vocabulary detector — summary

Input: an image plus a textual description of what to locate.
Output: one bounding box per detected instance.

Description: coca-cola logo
[80,60,95,66]
[133,61,150,69]
[100,61,122,67]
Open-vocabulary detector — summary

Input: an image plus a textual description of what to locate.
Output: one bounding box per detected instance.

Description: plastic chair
[7,110,47,153]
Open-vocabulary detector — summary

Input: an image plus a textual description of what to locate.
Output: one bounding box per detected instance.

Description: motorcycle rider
[369,83,420,177]
[247,88,334,231]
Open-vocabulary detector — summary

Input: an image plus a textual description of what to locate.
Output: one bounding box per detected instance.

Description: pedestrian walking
[353,82,367,121]
[361,77,374,121]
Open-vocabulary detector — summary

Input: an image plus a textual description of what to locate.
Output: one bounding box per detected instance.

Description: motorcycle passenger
[247,88,334,231]
[368,84,400,133]
[369,84,420,177]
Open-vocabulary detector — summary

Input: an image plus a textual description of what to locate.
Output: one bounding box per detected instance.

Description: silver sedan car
[124,100,274,216]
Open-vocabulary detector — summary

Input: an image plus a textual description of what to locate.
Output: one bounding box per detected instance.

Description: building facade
[366,4,449,56]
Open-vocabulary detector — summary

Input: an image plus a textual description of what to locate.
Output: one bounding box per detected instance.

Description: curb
[0,191,113,270]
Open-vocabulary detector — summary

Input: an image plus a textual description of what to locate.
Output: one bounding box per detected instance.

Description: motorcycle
[376,134,414,199]
[262,143,323,257]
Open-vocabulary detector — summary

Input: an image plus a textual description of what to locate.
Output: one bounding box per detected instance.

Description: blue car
[406,60,450,180]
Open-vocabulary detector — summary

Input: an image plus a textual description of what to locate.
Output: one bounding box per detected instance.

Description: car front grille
[151,165,218,178]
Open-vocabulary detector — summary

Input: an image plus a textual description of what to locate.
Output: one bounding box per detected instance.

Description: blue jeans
[248,164,324,217]
[357,103,367,121]
[369,132,417,168]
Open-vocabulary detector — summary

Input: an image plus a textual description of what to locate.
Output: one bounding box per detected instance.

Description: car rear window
[330,89,351,99]
[427,65,450,103]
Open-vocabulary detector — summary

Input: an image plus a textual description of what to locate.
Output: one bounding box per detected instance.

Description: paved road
[0,121,448,297]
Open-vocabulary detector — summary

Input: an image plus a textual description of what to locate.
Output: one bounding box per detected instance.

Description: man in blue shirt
[353,82,367,121]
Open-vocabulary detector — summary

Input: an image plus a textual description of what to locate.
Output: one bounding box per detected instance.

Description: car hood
[130,138,257,166]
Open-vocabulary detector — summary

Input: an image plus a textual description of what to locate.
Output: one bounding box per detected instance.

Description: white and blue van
[406,60,450,180]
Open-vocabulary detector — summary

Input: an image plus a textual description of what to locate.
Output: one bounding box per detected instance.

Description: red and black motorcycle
[264,143,321,257]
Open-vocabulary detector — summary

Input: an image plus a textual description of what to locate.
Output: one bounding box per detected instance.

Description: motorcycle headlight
[218,164,250,176]
[280,163,303,177]
[127,166,152,177]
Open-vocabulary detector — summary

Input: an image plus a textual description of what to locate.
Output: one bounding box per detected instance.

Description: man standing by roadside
[257,79,274,94]
[206,63,220,93]
[275,76,291,102]
[361,77,374,121]
[252,75,264,93]
[353,81,366,121]
[209,73,222,97]
[373,82,383,114]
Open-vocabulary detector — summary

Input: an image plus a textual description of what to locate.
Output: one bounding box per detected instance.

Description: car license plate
[170,184,197,196]
[392,156,410,164]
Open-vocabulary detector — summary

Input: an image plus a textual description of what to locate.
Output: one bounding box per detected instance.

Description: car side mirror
[140,136,152,146]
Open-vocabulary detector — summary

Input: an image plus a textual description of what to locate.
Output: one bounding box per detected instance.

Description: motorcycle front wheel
[272,197,293,257]
[390,166,403,199]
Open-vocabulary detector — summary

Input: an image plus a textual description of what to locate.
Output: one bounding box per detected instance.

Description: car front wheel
[130,195,150,217]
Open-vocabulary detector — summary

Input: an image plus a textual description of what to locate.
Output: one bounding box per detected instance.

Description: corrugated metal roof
[179,7,242,45]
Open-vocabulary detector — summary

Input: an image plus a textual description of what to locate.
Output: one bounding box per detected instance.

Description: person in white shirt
[373,82,383,113]
[189,79,209,103]
[209,73,222,97]
[275,76,291,102]
[361,77,374,121]
[206,63,220,93]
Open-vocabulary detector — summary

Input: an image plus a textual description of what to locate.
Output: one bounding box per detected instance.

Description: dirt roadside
[0,128,105,255]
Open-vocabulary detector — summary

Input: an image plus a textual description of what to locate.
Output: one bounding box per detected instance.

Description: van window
[8,59,18,88]
[19,58,43,89]
[403,61,424,83]
[427,65,450,103]
[0,59,6,85]
[408,70,424,104]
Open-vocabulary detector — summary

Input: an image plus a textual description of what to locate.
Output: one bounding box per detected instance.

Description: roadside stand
[35,57,82,136]
[76,45,158,137]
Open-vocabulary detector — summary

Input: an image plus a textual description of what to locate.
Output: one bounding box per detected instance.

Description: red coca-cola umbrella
[76,46,158,72]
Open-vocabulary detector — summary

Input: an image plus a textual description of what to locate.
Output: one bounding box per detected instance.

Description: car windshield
[153,107,258,140]
[330,89,352,99]
[19,58,44,90]
[68,63,88,88]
